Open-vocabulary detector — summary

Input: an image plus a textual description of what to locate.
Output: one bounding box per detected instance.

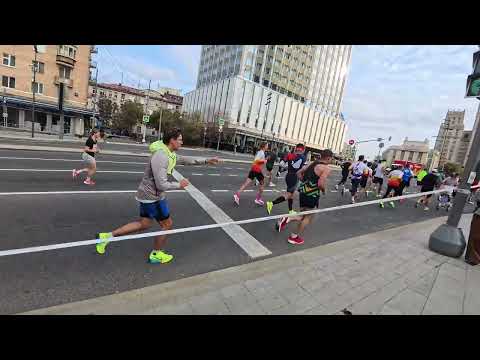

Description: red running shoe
[287,234,304,245]
[276,217,288,233]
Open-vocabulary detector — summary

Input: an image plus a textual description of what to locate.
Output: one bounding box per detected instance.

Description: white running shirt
[374,163,384,178]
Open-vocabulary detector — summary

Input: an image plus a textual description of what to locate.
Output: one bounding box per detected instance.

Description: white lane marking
[228,174,238,177]
[0,156,147,165]
[225,167,233,170]
[236,168,245,170]
[0,169,144,174]
[208,173,221,176]
[0,190,185,196]
[331,190,338,193]
[191,173,204,176]
[173,169,271,259]
[211,190,229,192]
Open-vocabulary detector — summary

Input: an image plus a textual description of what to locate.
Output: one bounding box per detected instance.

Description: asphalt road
[0,148,472,314]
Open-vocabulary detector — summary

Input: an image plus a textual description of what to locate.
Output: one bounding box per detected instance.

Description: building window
[92,89,96,94]
[408,152,414,161]
[32,82,44,94]
[33,61,45,74]
[121,94,125,100]
[2,53,15,67]
[2,76,15,88]
[58,45,77,59]
[59,65,71,79]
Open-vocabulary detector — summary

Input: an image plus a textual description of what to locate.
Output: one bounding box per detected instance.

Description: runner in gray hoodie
[95,127,219,264]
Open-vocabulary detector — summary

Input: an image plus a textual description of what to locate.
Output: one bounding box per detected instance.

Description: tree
[147,109,205,146]
[112,100,143,131]
[97,98,118,127]
[443,162,463,176]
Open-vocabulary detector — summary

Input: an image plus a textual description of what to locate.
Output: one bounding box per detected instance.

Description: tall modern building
[183,45,352,154]
[434,110,470,167]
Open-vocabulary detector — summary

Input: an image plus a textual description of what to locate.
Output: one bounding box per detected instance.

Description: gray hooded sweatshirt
[136,150,207,202]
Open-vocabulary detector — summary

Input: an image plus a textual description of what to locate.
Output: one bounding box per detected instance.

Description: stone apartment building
[383,138,430,166]
[1,45,94,136]
[88,83,183,116]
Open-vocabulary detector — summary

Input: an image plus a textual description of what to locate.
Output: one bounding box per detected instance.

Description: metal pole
[234,128,237,154]
[142,80,151,143]
[203,125,207,148]
[157,107,163,140]
[429,105,480,258]
[217,125,222,151]
[31,46,38,138]
[2,88,7,127]
[93,67,99,129]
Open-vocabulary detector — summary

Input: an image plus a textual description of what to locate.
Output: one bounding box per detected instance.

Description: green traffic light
[468,78,480,97]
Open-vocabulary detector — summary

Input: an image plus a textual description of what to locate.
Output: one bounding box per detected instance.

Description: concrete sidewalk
[21,214,479,315]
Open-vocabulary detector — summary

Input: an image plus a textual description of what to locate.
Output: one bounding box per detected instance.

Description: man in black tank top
[276,149,333,245]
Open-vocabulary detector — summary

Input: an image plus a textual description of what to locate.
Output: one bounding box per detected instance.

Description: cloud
[342,45,479,159]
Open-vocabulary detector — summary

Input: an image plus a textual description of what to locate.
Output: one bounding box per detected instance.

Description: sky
[94,45,480,159]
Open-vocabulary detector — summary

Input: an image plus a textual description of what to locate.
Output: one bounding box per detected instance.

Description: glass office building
[183,45,352,154]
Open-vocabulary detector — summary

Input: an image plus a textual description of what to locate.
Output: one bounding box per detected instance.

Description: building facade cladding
[185,45,351,154]
[0,45,94,135]
[184,75,347,153]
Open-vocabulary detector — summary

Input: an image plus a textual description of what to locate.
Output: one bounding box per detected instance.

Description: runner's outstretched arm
[177,155,220,166]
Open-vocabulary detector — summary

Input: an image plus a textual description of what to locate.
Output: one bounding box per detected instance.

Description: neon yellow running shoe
[96,232,112,255]
[389,201,395,208]
[289,210,298,215]
[149,250,174,264]
[266,201,273,214]
[379,202,384,208]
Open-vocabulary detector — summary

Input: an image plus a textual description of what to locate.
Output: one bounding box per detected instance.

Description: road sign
[142,115,150,124]
[348,139,355,145]
[218,117,225,126]
[379,142,384,148]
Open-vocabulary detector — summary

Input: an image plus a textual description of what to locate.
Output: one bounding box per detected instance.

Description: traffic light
[466,50,480,98]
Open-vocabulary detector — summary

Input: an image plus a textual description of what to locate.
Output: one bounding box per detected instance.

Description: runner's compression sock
[288,199,293,211]
[272,196,286,205]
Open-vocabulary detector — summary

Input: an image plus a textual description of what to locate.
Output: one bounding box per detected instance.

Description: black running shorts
[248,171,264,183]
[285,173,299,193]
[299,193,319,209]
[373,176,383,186]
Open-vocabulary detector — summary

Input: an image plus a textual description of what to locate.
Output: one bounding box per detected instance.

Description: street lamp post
[2,88,7,128]
[31,45,38,138]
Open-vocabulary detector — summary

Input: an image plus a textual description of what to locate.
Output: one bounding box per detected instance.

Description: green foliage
[112,100,143,130]
[443,162,463,176]
[97,98,118,127]
[148,110,206,146]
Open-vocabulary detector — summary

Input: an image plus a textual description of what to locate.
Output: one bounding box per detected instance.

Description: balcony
[54,76,73,88]
[56,45,77,68]
[56,54,75,68]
